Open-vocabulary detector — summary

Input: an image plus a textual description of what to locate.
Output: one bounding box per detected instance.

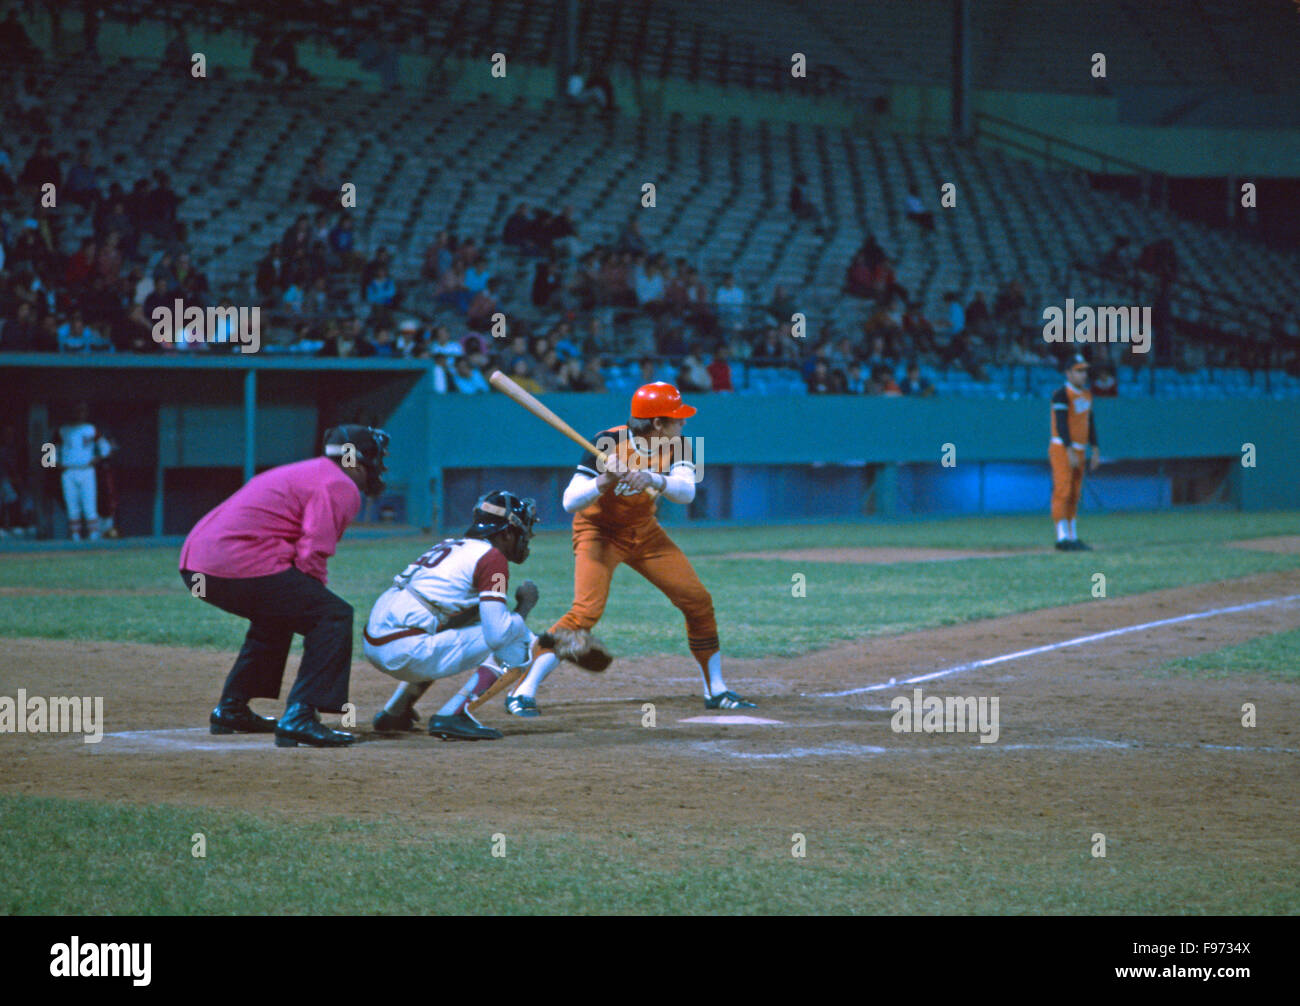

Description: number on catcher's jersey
[396,538,509,617]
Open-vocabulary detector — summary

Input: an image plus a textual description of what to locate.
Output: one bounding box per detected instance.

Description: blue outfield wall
[3,357,1296,536]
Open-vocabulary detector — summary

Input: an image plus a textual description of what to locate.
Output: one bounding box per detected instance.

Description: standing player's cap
[631,382,697,419]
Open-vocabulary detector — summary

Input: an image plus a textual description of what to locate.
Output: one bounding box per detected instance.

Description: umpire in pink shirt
[179,425,390,747]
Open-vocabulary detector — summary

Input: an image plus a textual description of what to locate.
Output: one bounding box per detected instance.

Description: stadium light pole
[952,0,971,141]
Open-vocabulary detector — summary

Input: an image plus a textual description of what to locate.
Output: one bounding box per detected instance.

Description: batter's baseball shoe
[505,693,540,718]
[209,698,277,734]
[705,690,757,710]
[1072,539,1093,551]
[427,710,503,741]
[274,703,358,748]
[1054,540,1072,551]
[372,706,421,733]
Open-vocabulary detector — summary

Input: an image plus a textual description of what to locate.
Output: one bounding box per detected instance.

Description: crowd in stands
[3,94,1293,398]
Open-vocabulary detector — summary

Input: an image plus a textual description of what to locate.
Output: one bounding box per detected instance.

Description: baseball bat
[466,665,525,713]
[487,370,660,496]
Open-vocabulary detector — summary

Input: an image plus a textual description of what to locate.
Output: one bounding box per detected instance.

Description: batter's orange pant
[1049,442,1084,522]
[550,522,719,657]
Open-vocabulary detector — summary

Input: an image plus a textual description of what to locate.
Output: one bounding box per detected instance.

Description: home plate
[679,715,784,726]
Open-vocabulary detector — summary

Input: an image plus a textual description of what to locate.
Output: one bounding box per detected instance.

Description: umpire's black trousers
[180,567,353,713]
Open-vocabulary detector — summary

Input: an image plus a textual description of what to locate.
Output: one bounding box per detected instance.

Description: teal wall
[5,357,1296,537]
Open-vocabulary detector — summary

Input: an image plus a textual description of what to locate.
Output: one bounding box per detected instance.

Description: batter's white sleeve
[659,461,696,504]
[563,471,603,513]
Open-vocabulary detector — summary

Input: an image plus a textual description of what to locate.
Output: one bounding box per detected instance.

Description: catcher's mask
[323,424,390,497]
[465,490,538,563]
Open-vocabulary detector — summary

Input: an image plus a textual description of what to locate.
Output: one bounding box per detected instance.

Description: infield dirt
[3,569,1297,874]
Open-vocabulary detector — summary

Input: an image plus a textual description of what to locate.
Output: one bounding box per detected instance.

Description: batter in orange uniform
[1050,355,1101,551]
[505,382,756,717]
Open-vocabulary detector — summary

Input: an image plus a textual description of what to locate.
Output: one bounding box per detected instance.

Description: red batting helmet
[631,382,697,419]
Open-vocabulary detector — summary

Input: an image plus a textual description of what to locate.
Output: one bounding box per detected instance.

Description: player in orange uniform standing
[505,382,756,717]
[1050,355,1101,551]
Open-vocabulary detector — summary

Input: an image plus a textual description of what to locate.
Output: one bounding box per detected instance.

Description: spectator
[65,239,98,288]
[859,234,887,270]
[464,255,492,295]
[637,357,658,385]
[845,361,866,394]
[532,259,564,309]
[789,172,824,234]
[827,368,849,394]
[574,355,607,392]
[616,218,648,255]
[1091,365,1119,398]
[904,188,935,231]
[0,10,40,63]
[869,365,902,396]
[965,291,991,337]
[146,171,181,240]
[943,292,965,339]
[508,357,543,394]
[551,321,582,360]
[806,360,832,394]
[635,260,667,314]
[903,301,938,358]
[715,273,746,329]
[677,350,712,393]
[435,263,471,313]
[304,157,335,208]
[844,251,874,299]
[0,303,40,352]
[19,142,61,196]
[429,325,464,359]
[754,327,787,363]
[900,361,935,397]
[707,344,734,391]
[64,150,101,208]
[255,243,282,299]
[543,205,578,255]
[767,284,796,323]
[365,267,397,309]
[503,204,532,248]
[466,278,501,332]
[58,311,113,353]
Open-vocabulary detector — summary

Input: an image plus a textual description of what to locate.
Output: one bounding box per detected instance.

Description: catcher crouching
[363,491,541,741]
[505,381,756,717]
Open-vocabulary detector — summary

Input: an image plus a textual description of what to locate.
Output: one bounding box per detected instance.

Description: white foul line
[808,593,1300,698]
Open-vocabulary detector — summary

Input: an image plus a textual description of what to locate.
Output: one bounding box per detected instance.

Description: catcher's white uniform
[363,537,534,684]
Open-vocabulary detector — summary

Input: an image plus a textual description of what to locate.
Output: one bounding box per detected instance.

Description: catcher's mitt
[542,628,613,672]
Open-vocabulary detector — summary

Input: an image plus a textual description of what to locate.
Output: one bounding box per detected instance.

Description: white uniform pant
[61,467,98,529]
[364,619,534,684]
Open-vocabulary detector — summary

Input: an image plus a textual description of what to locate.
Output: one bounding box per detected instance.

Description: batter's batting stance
[179,425,389,747]
[506,382,756,717]
[364,491,541,741]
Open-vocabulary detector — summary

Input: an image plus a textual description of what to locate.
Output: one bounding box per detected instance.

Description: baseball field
[2,509,1298,915]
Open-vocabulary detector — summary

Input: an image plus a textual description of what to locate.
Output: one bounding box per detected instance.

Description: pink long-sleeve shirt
[179,457,362,584]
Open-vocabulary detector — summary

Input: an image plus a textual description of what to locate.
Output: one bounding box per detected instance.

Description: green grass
[1,512,1297,657]
[1156,627,1300,682]
[2,796,1294,915]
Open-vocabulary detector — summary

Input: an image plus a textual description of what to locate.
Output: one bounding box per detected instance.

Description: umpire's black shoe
[274,703,357,748]
[210,699,278,735]
[427,710,503,741]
